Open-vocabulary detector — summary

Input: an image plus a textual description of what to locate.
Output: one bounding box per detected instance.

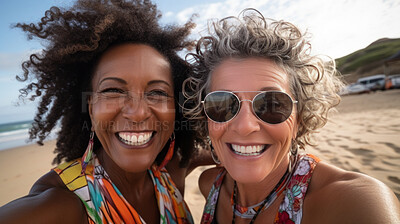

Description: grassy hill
[336,38,400,83]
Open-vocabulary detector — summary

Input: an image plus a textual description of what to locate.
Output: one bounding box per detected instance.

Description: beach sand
[1,89,399,223]
[0,140,55,206]
[307,88,400,199]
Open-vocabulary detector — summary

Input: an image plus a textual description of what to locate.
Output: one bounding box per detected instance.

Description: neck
[96,149,152,196]
[234,155,290,207]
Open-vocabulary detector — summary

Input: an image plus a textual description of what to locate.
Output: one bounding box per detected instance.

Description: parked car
[357,74,386,91]
[386,74,400,89]
[340,83,370,95]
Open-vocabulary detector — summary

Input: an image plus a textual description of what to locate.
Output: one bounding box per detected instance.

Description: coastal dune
[1,89,399,223]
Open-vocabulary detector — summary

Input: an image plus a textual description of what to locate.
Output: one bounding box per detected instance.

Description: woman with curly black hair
[0,0,212,223]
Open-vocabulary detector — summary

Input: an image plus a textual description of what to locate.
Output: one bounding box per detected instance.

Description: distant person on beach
[0,0,212,223]
[183,9,400,223]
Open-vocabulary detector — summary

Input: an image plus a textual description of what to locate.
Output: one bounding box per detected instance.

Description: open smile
[116,131,155,146]
[228,143,270,156]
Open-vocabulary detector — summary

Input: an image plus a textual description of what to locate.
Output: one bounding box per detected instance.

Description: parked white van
[357,74,386,91]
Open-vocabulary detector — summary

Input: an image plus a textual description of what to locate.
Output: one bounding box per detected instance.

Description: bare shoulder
[29,169,66,194]
[0,170,87,224]
[199,167,222,198]
[303,161,400,223]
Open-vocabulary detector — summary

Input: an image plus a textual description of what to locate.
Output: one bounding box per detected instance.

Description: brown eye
[98,88,126,99]
[145,90,171,103]
[100,88,124,93]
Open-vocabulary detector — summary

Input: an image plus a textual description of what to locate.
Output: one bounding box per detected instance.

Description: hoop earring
[81,131,94,174]
[207,136,221,164]
[159,132,175,170]
[211,146,221,165]
[288,141,299,173]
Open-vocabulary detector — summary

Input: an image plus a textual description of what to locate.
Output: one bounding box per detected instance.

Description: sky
[0,0,399,124]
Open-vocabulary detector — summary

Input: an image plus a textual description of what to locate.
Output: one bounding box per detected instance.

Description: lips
[117,131,154,146]
[229,143,269,156]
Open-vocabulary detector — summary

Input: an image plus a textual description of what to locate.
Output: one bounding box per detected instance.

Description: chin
[227,166,271,184]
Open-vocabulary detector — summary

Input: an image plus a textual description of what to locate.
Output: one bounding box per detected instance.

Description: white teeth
[231,144,266,156]
[118,132,153,146]
[131,135,137,143]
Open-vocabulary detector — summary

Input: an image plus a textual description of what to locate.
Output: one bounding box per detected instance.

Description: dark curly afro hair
[15,0,198,166]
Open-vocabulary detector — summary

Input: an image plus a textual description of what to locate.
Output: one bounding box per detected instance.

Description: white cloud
[165,11,174,17]
[170,0,400,58]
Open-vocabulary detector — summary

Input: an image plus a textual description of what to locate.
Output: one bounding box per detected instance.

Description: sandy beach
[307,88,400,199]
[1,89,399,222]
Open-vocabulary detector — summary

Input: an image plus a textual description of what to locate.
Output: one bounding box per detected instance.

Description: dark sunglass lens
[253,92,293,124]
[204,92,239,122]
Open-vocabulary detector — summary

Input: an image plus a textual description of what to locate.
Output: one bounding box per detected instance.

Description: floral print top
[201,154,320,224]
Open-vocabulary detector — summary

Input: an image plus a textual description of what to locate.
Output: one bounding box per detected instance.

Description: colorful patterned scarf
[54,154,193,224]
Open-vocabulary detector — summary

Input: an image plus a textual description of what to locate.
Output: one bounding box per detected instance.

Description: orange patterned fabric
[54,154,193,224]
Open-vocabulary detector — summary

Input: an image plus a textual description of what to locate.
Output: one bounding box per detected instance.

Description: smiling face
[208,58,298,183]
[89,43,175,173]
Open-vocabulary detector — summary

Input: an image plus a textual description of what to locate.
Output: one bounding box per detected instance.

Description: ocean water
[0,120,33,151]
[0,120,59,151]
[0,120,60,151]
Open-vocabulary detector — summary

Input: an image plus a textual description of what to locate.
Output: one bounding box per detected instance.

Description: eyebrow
[220,87,282,92]
[259,86,282,91]
[98,77,172,87]
[148,80,172,87]
[98,77,127,86]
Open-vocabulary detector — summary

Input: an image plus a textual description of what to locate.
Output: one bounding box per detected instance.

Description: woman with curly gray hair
[184,9,400,224]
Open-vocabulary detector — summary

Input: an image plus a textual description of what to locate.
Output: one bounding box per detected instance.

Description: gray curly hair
[183,9,344,150]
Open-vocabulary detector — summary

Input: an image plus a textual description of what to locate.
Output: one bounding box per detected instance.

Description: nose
[230,101,260,136]
[121,95,151,123]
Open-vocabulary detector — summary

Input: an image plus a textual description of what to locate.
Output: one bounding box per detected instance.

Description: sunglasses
[202,91,298,124]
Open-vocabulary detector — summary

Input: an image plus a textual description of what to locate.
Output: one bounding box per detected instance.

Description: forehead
[210,58,290,93]
[92,43,172,85]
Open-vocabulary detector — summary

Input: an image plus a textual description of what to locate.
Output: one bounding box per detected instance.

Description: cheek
[287,113,298,139]
[208,120,228,144]
[151,104,175,134]
[156,99,176,113]
[92,97,123,115]
[162,111,175,131]
[208,121,220,136]
[91,102,119,130]
[269,115,297,142]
